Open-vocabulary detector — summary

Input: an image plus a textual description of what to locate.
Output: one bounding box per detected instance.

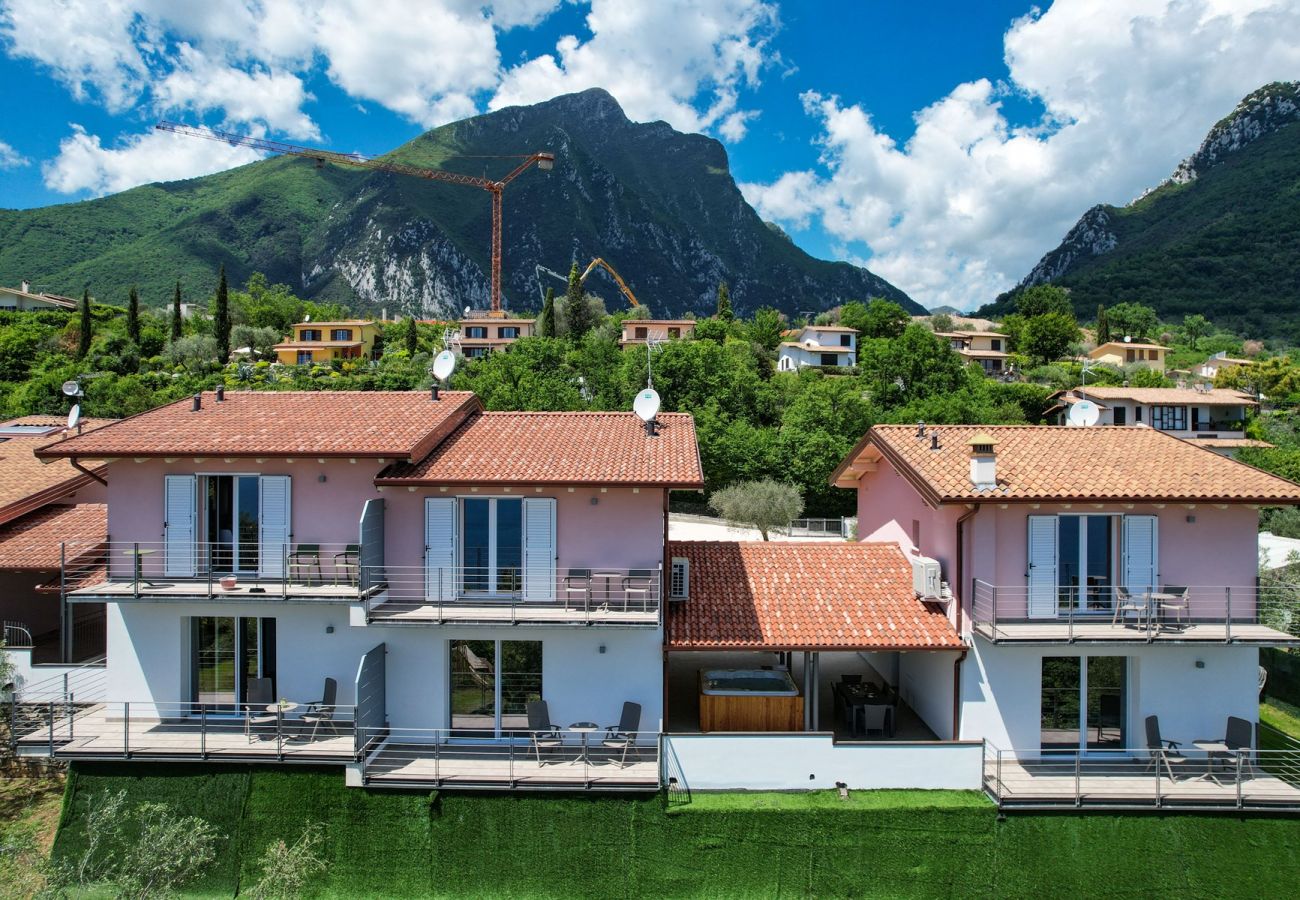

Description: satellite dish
[303,314,311,322]
[61,380,80,397]
[633,388,661,423]
[432,350,457,382]
[1067,399,1100,427]
[67,404,81,430]
[463,306,471,317]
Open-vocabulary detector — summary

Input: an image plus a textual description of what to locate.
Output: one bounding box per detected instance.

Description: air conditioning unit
[669,558,689,601]
[911,555,942,600]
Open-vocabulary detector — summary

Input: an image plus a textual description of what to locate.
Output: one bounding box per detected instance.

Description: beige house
[0,282,77,311]
[619,319,695,347]
[456,315,536,358]
[1197,351,1254,380]
[1087,340,1168,372]
[935,331,1009,375]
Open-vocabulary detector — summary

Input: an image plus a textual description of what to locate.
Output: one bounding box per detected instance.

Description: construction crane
[156,121,554,313]
[534,257,640,308]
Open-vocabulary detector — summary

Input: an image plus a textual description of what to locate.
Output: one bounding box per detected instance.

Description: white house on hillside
[777,325,858,371]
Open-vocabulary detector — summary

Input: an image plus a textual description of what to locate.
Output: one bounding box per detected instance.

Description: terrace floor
[975,620,1298,645]
[367,595,659,625]
[363,740,660,789]
[69,579,361,602]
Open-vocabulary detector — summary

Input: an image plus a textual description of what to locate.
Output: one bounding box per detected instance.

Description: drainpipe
[954,505,980,638]
[952,649,968,741]
[70,457,107,486]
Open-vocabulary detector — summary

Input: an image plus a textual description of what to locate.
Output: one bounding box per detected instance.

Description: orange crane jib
[156,121,554,313]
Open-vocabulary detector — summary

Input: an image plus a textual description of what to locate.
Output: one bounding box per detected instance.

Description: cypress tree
[562,262,593,339]
[716,281,733,321]
[127,284,141,345]
[1096,303,1111,344]
[404,317,419,356]
[538,287,557,337]
[77,289,92,358]
[171,280,183,342]
[214,264,231,362]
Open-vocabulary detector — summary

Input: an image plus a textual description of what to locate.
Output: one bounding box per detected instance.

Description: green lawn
[1262,698,1300,740]
[51,763,1300,898]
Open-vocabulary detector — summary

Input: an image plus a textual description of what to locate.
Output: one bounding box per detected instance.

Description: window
[300,329,322,341]
[1151,405,1187,431]
[990,339,1002,352]
[464,347,488,358]
[634,326,648,339]
[820,353,840,367]
[330,328,352,341]
[191,616,275,712]
[1112,406,1126,426]
[668,327,680,338]
[1126,348,1136,363]
[205,475,261,574]
[465,326,487,339]
[499,326,519,339]
[449,639,542,736]
[840,334,851,347]
[1040,656,1127,753]
[296,350,313,365]
[1134,406,1143,423]
[462,498,523,594]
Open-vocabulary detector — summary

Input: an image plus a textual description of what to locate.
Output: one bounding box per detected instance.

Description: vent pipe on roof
[191,393,202,412]
[215,385,225,402]
[431,385,440,401]
[20,280,30,294]
[916,421,926,438]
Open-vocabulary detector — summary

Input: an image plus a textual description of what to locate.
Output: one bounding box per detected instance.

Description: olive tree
[708,478,804,541]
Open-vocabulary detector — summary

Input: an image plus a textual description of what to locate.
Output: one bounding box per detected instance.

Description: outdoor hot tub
[699,668,803,732]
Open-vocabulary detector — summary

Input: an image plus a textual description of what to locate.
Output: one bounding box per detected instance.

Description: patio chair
[1157,585,1190,629]
[601,701,642,767]
[527,700,563,765]
[288,544,323,584]
[1111,587,1149,628]
[244,677,275,742]
[333,544,360,585]
[300,677,339,741]
[562,569,592,611]
[1223,715,1258,776]
[621,570,656,612]
[1259,666,1268,697]
[840,673,863,686]
[857,704,892,739]
[1144,715,1189,781]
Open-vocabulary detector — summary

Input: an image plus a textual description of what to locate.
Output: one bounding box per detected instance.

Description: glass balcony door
[1057,515,1115,614]
[449,639,542,738]
[204,475,260,575]
[191,616,275,714]
[461,498,522,595]
[1041,655,1128,754]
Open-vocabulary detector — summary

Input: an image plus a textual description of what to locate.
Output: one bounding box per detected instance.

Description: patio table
[568,721,598,762]
[591,572,622,607]
[1192,739,1236,782]
[1147,592,1186,630]
[837,684,896,738]
[122,548,157,587]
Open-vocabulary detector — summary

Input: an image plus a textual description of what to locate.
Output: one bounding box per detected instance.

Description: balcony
[362,565,662,626]
[61,541,367,604]
[971,581,1300,645]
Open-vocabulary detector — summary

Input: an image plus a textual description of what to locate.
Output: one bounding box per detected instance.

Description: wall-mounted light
[318,474,327,483]
[1185,515,1196,523]
[325,625,335,634]
[590,497,599,506]
[599,644,606,654]
[1194,659,1205,669]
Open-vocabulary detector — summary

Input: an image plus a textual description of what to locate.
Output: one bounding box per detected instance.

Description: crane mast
[156,121,554,313]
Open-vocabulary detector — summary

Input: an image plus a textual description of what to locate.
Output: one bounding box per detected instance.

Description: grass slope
[51,764,1300,898]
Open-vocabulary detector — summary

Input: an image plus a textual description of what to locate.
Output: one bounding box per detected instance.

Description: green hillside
[981,82,1300,337]
[0,89,918,319]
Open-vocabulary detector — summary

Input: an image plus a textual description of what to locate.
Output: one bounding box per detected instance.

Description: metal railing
[970,580,1300,642]
[13,699,358,762]
[364,565,662,625]
[11,660,107,705]
[984,727,1300,810]
[357,726,661,789]
[788,518,849,537]
[61,540,367,601]
[2,620,33,648]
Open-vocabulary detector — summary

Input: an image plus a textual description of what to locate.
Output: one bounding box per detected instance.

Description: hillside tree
[708,478,804,541]
[563,262,595,339]
[1096,304,1110,344]
[848,298,910,339]
[1016,284,1072,318]
[77,289,92,358]
[214,264,231,362]
[715,281,733,321]
[1183,313,1209,350]
[1020,311,1081,364]
[538,287,557,337]
[1106,301,1158,342]
[127,285,141,345]
[171,281,183,342]
[404,317,419,356]
[746,306,783,351]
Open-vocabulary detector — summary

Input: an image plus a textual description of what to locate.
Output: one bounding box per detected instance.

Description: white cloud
[491,0,778,138]
[741,0,1300,311]
[42,125,264,197]
[0,138,28,169]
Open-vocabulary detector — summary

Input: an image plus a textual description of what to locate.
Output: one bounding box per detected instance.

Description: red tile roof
[377,411,704,488]
[0,503,105,571]
[665,541,962,651]
[0,417,113,526]
[35,391,480,461]
[832,424,1300,505]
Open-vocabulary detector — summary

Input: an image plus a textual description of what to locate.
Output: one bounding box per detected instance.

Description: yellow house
[274,320,381,365]
[1087,340,1168,373]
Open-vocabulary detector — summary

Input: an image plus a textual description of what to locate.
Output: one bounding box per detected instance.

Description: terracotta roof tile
[0,503,105,570]
[834,424,1300,504]
[35,391,479,461]
[665,541,962,651]
[0,418,113,526]
[378,411,703,487]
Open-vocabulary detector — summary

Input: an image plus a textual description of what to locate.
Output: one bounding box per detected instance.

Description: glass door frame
[458,496,523,597]
[189,615,275,717]
[447,638,542,742]
[1040,653,1131,756]
[200,473,261,576]
[1056,513,1121,617]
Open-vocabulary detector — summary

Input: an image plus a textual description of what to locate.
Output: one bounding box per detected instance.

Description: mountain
[979,82,1300,336]
[0,89,918,319]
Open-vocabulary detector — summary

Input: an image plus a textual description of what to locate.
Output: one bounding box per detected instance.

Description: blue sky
[1,1,1296,310]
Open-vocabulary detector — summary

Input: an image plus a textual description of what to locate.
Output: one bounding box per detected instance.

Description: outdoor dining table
[838,684,896,738]
[1192,739,1237,782]
[568,721,599,762]
[1146,592,1186,629]
[122,547,157,587]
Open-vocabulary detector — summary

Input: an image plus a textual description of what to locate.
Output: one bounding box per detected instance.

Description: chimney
[930,432,941,451]
[215,385,225,401]
[915,421,926,438]
[968,432,998,490]
[192,393,202,412]
[431,385,440,401]
[20,280,30,294]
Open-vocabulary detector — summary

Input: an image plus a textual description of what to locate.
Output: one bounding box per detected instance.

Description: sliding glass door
[461,498,523,594]
[1057,515,1114,614]
[204,475,260,574]
[449,639,542,738]
[191,616,275,713]
[1041,655,1127,753]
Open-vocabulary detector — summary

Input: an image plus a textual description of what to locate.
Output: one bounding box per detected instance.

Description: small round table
[568,721,599,763]
[1192,739,1235,782]
[122,547,157,587]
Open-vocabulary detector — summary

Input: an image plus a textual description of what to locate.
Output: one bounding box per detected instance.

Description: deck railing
[2,620,33,648]
[357,725,661,789]
[363,565,662,625]
[970,580,1300,642]
[984,726,1300,810]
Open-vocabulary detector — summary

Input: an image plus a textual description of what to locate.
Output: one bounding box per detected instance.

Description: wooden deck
[986,758,1300,809]
[367,597,659,626]
[363,740,660,789]
[975,619,1299,645]
[69,579,361,603]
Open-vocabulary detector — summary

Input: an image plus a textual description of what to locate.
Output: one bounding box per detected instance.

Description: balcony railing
[984,726,1300,810]
[61,541,367,602]
[363,565,662,625]
[970,580,1300,643]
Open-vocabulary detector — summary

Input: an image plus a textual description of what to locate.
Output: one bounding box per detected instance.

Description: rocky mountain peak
[1166,81,1299,186]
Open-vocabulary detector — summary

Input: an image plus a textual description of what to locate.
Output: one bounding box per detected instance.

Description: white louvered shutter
[1123,515,1159,596]
[424,498,457,601]
[521,498,556,602]
[258,476,291,578]
[163,475,197,578]
[1026,515,1058,619]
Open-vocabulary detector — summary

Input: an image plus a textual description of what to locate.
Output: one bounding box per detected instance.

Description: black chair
[601,702,642,767]
[622,570,656,611]
[841,673,862,686]
[333,544,360,585]
[1224,715,1257,776]
[857,704,891,738]
[244,677,275,742]
[1144,715,1189,781]
[527,700,563,764]
[288,543,323,584]
[301,677,339,741]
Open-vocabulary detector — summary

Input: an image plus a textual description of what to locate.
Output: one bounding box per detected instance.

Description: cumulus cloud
[0,138,28,169]
[41,125,264,197]
[491,0,778,139]
[741,0,1300,311]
